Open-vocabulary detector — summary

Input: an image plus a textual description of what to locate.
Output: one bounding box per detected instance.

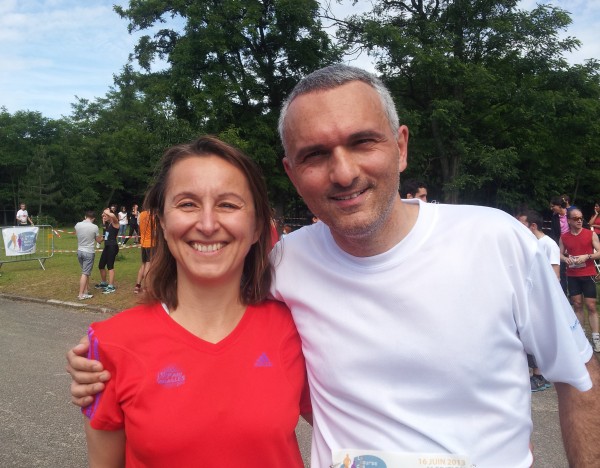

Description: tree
[0,109,58,222]
[113,0,342,210]
[21,146,62,216]
[335,0,599,211]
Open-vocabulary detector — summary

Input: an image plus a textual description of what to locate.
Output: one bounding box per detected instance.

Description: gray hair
[278,64,400,151]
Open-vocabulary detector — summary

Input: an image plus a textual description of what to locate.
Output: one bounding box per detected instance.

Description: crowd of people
[73,203,152,299]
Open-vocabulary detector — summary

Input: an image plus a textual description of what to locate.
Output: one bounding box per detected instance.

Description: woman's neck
[171,275,246,343]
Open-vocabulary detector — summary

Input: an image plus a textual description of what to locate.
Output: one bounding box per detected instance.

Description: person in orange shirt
[133,209,156,294]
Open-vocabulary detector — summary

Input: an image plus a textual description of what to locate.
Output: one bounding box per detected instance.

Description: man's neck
[331,198,419,257]
[533,230,545,240]
[570,227,583,235]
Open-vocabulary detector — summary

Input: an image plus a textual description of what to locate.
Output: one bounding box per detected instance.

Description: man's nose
[329,148,359,187]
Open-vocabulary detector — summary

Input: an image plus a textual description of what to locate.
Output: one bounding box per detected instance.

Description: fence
[0,225,54,274]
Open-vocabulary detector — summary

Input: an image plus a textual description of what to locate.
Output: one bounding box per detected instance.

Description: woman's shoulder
[90,303,163,341]
[249,300,294,325]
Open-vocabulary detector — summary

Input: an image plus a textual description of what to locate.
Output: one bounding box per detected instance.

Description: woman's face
[160,155,260,288]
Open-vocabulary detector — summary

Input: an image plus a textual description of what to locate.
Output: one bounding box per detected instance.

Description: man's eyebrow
[293,130,387,160]
[292,143,327,160]
[348,130,386,140]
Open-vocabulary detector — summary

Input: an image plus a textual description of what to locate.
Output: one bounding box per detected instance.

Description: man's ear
[283,157,303,198]
[397,125,409,173]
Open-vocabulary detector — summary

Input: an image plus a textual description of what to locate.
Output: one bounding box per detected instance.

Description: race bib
[331,450,472,468]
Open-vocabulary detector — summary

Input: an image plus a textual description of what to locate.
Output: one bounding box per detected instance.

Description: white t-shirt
[271,200,592,468]
[16,209,28,224]
[538,233,560,266]
[118,211,128,225]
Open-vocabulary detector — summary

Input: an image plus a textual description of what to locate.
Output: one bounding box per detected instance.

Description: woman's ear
[158,217,167,242]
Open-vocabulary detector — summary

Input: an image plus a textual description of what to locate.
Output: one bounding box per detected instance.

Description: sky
[1,0,598,120]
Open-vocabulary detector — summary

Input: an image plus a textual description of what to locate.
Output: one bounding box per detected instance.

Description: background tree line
[1,0,599,225]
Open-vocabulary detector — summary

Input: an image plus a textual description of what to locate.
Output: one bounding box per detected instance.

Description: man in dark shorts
[95,208,120,294]
[559,207,600,352]
[133,210,155,294]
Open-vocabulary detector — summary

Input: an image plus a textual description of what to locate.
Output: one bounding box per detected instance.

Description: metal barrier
[0,225,54,273]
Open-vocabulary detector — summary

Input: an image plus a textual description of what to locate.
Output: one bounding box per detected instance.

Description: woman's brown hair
[142,136,273,310]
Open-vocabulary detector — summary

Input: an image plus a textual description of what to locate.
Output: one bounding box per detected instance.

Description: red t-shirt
[561,228,596,277]
[83,301,310,467]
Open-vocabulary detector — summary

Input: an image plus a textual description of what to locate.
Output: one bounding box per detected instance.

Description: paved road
[0,296,572,467]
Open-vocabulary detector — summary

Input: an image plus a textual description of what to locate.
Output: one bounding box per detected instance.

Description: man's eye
[303,150,326,160]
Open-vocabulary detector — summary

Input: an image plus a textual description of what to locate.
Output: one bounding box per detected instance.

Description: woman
[117,206,128,244]
[589,202,600,233]
[83,136,310,467]
[95,209,119,294]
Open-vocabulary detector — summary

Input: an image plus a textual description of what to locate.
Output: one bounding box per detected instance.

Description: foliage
[335,0,600,212]
[113,0,343,210]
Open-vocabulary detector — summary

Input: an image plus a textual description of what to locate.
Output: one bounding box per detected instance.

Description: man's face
[282,81,408,244]
[567,210,584,231]
[20,204,25,210]
[517,215,528,227]
[413,187,427,202]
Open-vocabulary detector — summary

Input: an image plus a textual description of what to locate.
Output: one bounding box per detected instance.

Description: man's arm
[556,356,600,466]
[559,239,576,266]
[66,336,111,407]
[84,418,125,468]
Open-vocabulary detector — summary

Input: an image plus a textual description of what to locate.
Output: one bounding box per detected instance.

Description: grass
[0,226,140,311]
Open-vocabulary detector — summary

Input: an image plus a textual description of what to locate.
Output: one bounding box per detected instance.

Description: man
[133,209,155,294]
[123,203,139,245]
[400,179,428,202]
[518,210,560,391]
[559,207,600,353]
[15,203,33,226]
[74,211,102,300]
[67,65,599,467]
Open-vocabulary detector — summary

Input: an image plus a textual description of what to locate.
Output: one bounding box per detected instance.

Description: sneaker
[530,375,547,392]
[593,337,600,353]
[103,285,116,294]
[542,377,552,389]
[94,282,108,289]
[78,294,93,300]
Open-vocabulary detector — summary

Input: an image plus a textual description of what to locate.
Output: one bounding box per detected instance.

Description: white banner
[2,227,39,256]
